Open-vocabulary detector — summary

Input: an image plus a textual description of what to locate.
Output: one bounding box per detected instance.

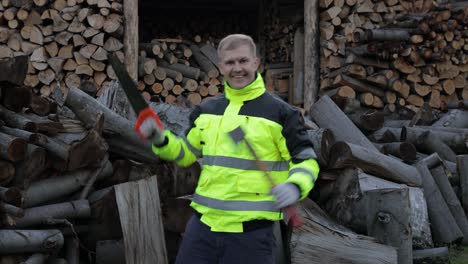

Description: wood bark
[123,0,137,80]
[23,161,112,208]
[307,128,335,167]
[430,165,468,245]
[115,176,168,264]
[304,0,320,111]
[15,200,91,228]
[0,230,64,254]
[366,188,412,264]
[291,27,304,105]
[329,141,422,186]
[310,95,379,152]
[415,160,463,244]
[458,155,468,216]
[290,198,397,264]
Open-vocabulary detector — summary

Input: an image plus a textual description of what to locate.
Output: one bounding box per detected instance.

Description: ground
[450,245,468,264]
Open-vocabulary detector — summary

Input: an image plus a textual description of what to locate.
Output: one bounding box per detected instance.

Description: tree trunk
[0,229,64,254]
[366,188,412,264]
[14,200,91,228]
[415,161,463,244]
[290,198,397,264]
[430,165,468,245]
[458,155,468,216]
[329,142,422,186]
[310,95,379,152]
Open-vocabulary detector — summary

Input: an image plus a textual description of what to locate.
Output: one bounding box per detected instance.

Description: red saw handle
[284,205,304,227]
[135,107,164,140]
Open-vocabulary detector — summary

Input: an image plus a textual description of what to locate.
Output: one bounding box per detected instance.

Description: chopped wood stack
[136,38,223,106]
[0,57,201,263]
[0,0,125,97]
[299,94,468,263]
[318,0,468,114]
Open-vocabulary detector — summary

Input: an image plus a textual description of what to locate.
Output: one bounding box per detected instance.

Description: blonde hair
[217,34,257,58]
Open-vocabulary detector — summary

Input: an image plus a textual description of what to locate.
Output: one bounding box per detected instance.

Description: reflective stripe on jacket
[153,74,320,232]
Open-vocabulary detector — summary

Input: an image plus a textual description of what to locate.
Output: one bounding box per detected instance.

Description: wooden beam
[304,0,320,111]
[123,0,138,80]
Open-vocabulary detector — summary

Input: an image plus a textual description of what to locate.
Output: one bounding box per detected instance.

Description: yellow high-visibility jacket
[153,74,319,232]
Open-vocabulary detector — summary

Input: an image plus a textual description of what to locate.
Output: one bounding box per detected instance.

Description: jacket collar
[224,73,265,102]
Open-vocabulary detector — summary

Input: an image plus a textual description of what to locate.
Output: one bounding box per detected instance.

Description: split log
[458,155,468,216]
[310,95,379,151]
[415,160,463,244]
[0,230,64,254]
[329,141,422,186]
[430,165,468,245]
[115,176,168,264]
[290,198,397,264]
[367,188,412,264]
[14,200,91,228]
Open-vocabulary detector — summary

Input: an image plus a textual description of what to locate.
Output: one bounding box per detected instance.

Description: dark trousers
[175,214,276,264]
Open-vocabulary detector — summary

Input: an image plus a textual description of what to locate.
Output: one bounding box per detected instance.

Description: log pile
[318,0,468,114]
[136,39,223,106]
[0,0,126,98]
[0,56,200,263]
[296,94,468,263]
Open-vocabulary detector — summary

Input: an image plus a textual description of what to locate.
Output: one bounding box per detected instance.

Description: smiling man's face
[218,44,260,89]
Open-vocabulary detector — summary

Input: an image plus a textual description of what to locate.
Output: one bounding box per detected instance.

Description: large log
[14,200,91,228]
[23,161,112,208]
[190,44,218,78]
[402,126,467,153]
[415,131,457,162]
[63,87,158,163]
[432,109,468,128]
[323,168,432,248]
[0,230,64,254]
[329,142,422,186]
[291,27,304,105]
[458,155,468,216]
[415,160,463,244]
[430,165,468,245]
[0,131,27,162]
[0,104,36,131]
[290,198,397,264]
[115,176,168,264]
[310,95,379,152]
[367,188,412,264]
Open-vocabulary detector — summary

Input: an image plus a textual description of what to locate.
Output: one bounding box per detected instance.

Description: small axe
[228,126,304,227]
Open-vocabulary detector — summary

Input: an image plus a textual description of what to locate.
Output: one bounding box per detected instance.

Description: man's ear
[254,57,260,69]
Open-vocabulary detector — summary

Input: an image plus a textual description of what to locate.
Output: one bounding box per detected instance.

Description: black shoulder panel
[239,92,289,124]
[199,95,229,116]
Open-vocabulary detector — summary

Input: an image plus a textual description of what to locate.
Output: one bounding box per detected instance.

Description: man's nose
[233,62,241,71]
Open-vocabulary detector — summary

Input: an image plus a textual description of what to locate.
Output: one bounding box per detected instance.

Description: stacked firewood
[292,94,468,263]
[0,0,125,97]
[0,56,199,263]
[136,39,223,106]
[319,0,468,114]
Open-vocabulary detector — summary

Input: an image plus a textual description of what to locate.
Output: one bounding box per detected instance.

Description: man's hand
[270,183,300,209]
[137,117,166,145]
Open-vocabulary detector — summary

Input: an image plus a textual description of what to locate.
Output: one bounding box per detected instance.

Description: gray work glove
[138,117,166,146]
[270,183,300,209]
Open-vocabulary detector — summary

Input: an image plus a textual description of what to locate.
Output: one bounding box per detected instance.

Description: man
[138,34,319,264]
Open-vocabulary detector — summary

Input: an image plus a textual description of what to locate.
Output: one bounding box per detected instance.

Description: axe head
[228,126,246,145]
